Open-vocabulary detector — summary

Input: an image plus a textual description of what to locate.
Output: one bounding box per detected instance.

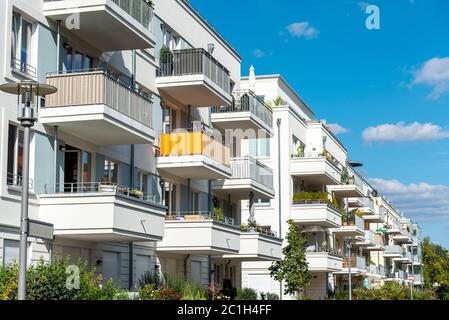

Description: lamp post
[0,80,57,300]
[344,236,353,300]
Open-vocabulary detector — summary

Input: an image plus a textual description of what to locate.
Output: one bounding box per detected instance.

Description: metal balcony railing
[44,0,154,32]
[11,57,36,78]
[228,156,273,189]
[45,69,153,128]
[157,48,231,95]
[6,173,34,189]
[43,181,163,206]
[385,245,403,256]
[211,90,273,128]
[165,211,236,226]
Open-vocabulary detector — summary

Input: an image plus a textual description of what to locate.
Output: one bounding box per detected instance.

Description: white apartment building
[0,0,282,292]
[0,0,422,298]
[239,70,424,300]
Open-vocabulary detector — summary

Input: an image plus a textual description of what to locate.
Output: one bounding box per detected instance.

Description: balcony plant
[340,167,349,184]
[292,191,328,203]
[160,46,173,74]
[212,207,225,223]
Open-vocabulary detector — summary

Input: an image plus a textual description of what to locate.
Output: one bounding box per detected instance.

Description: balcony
[211,157,274,200]
[386,222,402,235]
[384,245,404,258]
[156,48,232,107]
[329,173,365,198]
[156,130,231,180]
[363,206,386,223]
[366,264,386,278]
[392,230,413,244]
[290,153,341,185]
[41,70,155,145]
[43,0,155,51]
[305,249,343,272]
[290,199,342,228]
[222,231,283,261]
[348,197,374,210]
[393,251,413,264]
[356,230,385,251]
[336,255,366,274]
[211,90,273,135]
[331,214,365,237]
[39,182,166,242]
[157,212,241,255]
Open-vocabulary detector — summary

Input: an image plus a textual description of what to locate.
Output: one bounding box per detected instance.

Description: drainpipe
[208,255,212,284]
[56,20,61,72]
[183,254,190,279]
[276,118,283,299]
[187,179,191,212]
[128,243,133,291]
[53,126,58,191]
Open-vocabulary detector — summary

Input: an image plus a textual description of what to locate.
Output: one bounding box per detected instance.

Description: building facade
[0,0,422,298]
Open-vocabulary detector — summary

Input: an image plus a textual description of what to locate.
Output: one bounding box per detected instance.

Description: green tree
[269,220,312,299]
[422,237,449,299]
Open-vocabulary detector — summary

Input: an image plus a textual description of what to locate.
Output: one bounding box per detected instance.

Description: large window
[11,12,34,77]
[249,138,271,158]
[7,124,24,186]
[63,43,94,72]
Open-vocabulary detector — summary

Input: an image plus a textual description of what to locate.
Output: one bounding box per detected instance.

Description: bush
[353,282,437,300]
[0,258,120,300]
[137,271,164,289]
[139,284,182,300]
[264,292,279,300]
[236,288,258,300]
[292,191,328,202]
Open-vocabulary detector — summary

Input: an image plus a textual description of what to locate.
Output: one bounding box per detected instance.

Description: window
[7,124,24,186]
[103,160,118,184]
[64,44,95,72]
[3,240,20,266]
[11,12,34,77]
[249,138,271,158]
[163,28,180,50]
[137,171,149,194]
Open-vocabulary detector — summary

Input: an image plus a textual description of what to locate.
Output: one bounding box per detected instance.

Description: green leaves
[269,220,312,298]
[422,237,449,299]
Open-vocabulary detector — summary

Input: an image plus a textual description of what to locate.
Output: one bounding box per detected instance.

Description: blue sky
[190,0,449,247]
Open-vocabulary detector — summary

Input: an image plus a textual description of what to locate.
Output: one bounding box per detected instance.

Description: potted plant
[212,207,225,223]
[160,46,173,75]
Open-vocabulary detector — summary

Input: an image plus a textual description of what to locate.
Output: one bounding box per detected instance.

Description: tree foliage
[352,282,436,300]
[269,220,312,298]
[422,237,449,299]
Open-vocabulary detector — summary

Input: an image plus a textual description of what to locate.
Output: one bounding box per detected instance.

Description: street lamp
[344,236,355,300]
[0,80,57,300]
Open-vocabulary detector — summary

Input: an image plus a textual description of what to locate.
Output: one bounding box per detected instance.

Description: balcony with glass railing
[338,255,366,274]
[367,264,386,278]
[356,230,385,251]
[156,128,231,180]
[305,246,343,272]
[211,156,274,200]
[43,0,155,51]
[329,170,365,198]
[332,213,364,237]
[158,211,241,255]
[41,69,155,145]
[156,48,232,107]
[39,180,166,242]
[290,151,342,186]
[384,245,404,258]
[211,90,273,134]
[392,228,413,244]
[363,205,386,223]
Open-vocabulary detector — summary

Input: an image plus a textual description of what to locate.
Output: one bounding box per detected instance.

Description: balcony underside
[43,0,155,51]
[157,220,241,255]
[392,235,412,243]
[39,105,155,145]
[211,179,275,200]
[156,155,231,180]
[306,253,343,272]
[290,204,342,228]
[362,214,385,223]
[335,268,366,275]
[331,226,365,237]
[39,193,166,242]
[348,198,365,208]
[386,228,402,235]
[222,233,283,261]
[211,113,273,136]
[156,75,232,107]
[329,185,364,198]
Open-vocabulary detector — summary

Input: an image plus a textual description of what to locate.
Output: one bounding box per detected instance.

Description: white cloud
[412,57,449,99]
[327,123,349,135]
[369,178,449,222]
[252,49,266,58]
[362,122,449,143]
[286,22,319,39]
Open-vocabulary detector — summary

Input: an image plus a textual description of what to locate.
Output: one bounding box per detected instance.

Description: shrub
[236,288,258,300]
[138,284,182,300]
[265,292,279,300]
[353,282,437,300]
[0,258,120,300]
[137,271,164,289]
[292,191,328,202]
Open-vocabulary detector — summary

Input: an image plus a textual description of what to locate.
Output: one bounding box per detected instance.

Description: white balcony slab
[329,184,364,198]
[157,220,241,255]
[306,252,343,272]
[290,157,341,185]
[43,0,156,51]
[39,193,166,242]
[222,232,283,261]
[290,203,342,228]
